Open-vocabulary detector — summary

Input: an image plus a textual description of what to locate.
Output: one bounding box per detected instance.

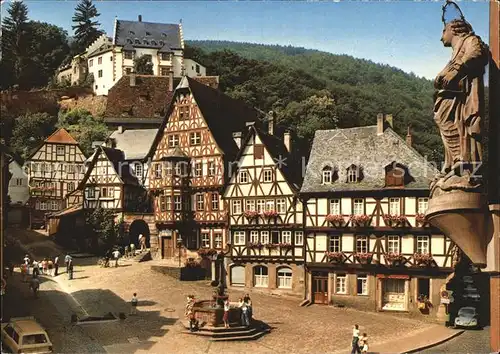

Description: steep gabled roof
[45,128,78,145]
[114,20,181,50]
[300,126,438,194]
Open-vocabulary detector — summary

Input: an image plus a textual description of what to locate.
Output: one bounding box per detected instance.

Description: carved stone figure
[433,19,488,178]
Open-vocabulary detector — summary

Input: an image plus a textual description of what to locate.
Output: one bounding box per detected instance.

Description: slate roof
[114,20,181,50]
[45,128,78,145]
[300,126,438,194]
[108,128,158,160]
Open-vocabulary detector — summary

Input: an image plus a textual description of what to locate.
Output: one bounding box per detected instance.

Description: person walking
[21,263,27,282]
[65,254,72,273]
[29,277,40,298]
[223,298,230,329]
[130,293,138,315]
[243,293,253,323]
[351,324,361,354]
[24,255,31,275]
[238,298,250,327]
[130,243,136,257]
[54,256,59,276]
[47,259,53,276]
[139,234,146,252]
[32,261,40,278]
[41,259,48,275]
[185,295,197,332]
[68,259,74,280]
[113,249,121,268]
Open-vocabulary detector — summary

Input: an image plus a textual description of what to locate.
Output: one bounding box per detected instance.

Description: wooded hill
[185,40,442,161]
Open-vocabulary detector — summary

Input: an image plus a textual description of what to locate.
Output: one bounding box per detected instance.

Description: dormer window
[322,166,333,184]
[126,38,132,44]
[161,32,167,37]
[143,39,149,45]
[385,162,413,187]
[346,164,362,183]
[129,30,135,35]
[159,40,165,46]
[134,39,140,44]
[146,31,151,36]
[151,40,157,46]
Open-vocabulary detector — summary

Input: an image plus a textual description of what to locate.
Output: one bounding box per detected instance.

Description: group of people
[20,254,75,283]
[351,324,369,354]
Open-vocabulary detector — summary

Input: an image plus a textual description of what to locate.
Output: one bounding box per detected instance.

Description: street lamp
[176,233,183,267]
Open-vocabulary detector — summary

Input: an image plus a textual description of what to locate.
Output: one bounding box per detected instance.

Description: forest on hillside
[186,40,443,161]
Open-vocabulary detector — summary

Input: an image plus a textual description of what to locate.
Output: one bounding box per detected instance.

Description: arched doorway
[129,219,150,248]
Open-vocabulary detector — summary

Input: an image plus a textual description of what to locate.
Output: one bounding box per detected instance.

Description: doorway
[382,278,406,311]
[129,219,150,248]
[312,272,329,304]
[417,278,430,298]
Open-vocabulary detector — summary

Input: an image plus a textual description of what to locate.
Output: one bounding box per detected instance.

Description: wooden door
[312,273,329,304]
[162,237,174,258]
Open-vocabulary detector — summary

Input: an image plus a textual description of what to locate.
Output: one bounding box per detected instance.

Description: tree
[57,108,109,155]
[134,55,154,75]
[1,1,31,89]
[86,207,121,253]
[72,0,103,53]
[11,112,58,158]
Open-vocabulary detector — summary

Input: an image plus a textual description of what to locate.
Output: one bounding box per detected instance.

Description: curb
[403,329,465,354]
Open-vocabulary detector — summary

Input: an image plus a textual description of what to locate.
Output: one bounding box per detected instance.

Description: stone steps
[180,321,270,342]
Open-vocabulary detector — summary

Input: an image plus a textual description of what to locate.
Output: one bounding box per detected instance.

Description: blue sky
[1,0,490,79]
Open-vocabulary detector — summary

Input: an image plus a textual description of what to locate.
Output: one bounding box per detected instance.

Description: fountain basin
[426,191,489,267]
[193,300,241,327]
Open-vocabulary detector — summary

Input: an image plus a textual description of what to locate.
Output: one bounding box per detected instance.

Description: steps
[180,321,271,341]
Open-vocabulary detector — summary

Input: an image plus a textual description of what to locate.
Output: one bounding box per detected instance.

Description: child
[223,299,230,329]
[361,334,368,354]
[130,293,138,315]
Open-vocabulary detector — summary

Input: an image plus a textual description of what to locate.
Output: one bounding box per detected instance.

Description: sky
[1,0,491,79]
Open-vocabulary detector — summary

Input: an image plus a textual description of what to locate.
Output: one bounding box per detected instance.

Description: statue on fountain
[426,0,491,267]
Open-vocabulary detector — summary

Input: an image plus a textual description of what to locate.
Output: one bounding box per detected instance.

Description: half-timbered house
[223,122,305,296]
[300,114,455,318]
[26,128,86,228]
[147,76,262,266]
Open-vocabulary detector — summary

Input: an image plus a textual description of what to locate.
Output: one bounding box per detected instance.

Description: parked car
[454,307,479,328]
[1,316,53,353]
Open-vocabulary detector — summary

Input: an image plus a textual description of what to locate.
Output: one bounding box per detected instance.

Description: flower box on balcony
[248,242,264,250]
[383,215,408,228]
[351,215,371,227]
[355,252,373,264]
[325,214,345,227]
[385,252,405,266]
[265,243,279,250]
[415,213,427,226]
[243,210,259,220]
[325,251,344,264]
[262,210,279,219]
[414,253,434,267]
[278,243,293,251]
[197,248,218,258]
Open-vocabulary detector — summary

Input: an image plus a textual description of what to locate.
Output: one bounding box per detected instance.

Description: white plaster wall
[88,50,114,96]
[8,161,29,204]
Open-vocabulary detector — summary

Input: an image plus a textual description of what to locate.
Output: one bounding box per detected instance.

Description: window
[387,236,400,254]
[154,163,162,179]
[271,231,280,244]
[330,199,341,215]
[98,70,103,78]
[165,196,172,211]
[257,200,266,213]
[178,105,190,120]
[196,193,204,211]
[214,233,222,249]
[165,162,172,176]
[196,64,200,74]
[174,162,183,176]
[161,53,170,61]
[322,167,332,184]
[389,197,401,215]
[295,231,304,245]
[211,193,219,211]
[101,187,112,198]
[254,145,264,160]
[263,169,273,182]
[201,233,210,248]
[245,199,255,212]
[353,198,364,215]
[159,196,166,212]
[125,67,132,75]
[253,266,268,287]
[417,198,429,214]
[277,268,293,288]
[88,188,95,199]
[250,231,259,243]
[32,163,38,172]
[14,178,22,186]
[89,59,93,67]
[233,231,245,245]
[56,145,65,155]
[40,201,47,210]
[329,235,341,252]
[230,265,245,286]
[50,200,59,210]
[356,236,368,253]
[208,161,216,176]
[194,162,203,177]
[4,325,19,343]
[66,164,75,173]
[265,200,275,212]
[232,200,242,214]
[357,276,368,295]
[260,231,269,244]
[134,163,143,178]
[160,67,170,76]
[281,231,292,244]
[174,196,182,211]
[143,54,152,62]
[347,165,361,183]
[190,132,201,146]
[168,134,179,147]
[98,56,102,64]
[276,199,286,213]
[67,182,75,192]
[238,170,248,183]
[417,236,430,254]
[335,274,347,294]
[124,51,133,59]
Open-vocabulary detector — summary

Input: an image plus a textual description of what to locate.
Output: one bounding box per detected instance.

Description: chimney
[117,126,124,134]
[377,113,384,135]
[130,74,136,87]
[138,15,142,22]
[406,126,413,147]
[232,132,242,148]
[246,121,255,127]
[168,70,174,91]
[385,114,394,128]
[268,111,275,135]
[284,130,291,152]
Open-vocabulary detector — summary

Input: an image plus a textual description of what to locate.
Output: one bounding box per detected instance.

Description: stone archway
[129,219,151,248]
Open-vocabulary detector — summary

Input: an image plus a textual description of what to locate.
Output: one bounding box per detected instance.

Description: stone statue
[431,17,489,196]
